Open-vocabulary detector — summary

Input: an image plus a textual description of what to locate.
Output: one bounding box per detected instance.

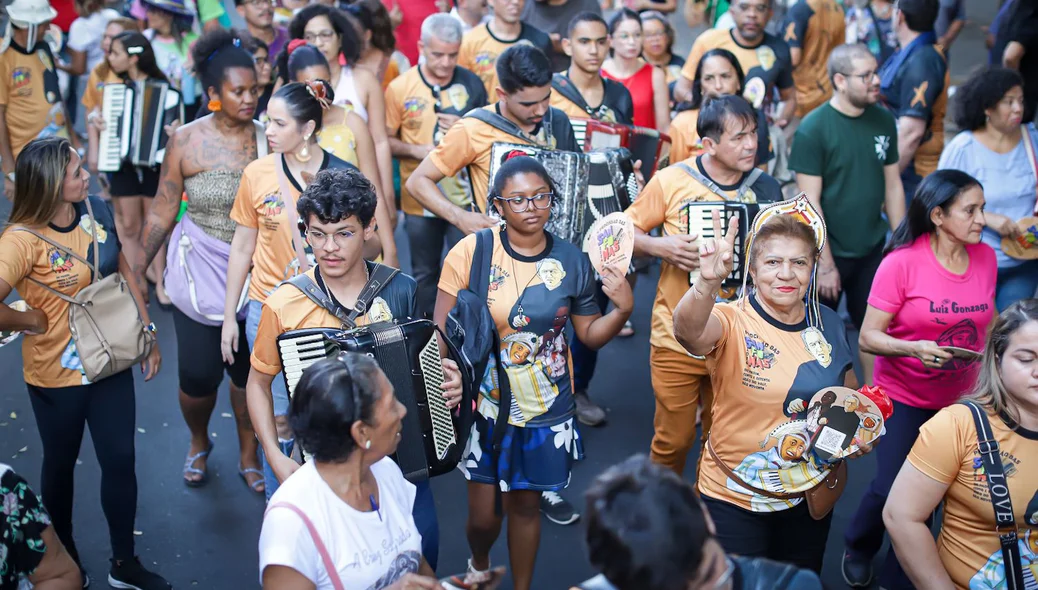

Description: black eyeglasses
[842,71,877,83]
[495,193,554,213]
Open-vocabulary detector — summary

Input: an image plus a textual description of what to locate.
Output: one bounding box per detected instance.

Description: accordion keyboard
[279,332,336,397]
[418,332,457,460]
[98,86,128,172]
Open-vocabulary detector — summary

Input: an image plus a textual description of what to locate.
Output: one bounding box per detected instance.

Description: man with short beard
[236,0,289,59]
[789,43,905,386]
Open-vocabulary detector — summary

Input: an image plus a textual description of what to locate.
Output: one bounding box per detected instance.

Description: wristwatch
[144,322,158,336]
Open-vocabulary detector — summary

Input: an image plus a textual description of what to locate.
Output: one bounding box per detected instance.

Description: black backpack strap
[346,263,400,323]
[960,400,1025,590]
[466,107,554,148]
[552,73,593,117]
[676,161,762,203]
[285,274,354,327]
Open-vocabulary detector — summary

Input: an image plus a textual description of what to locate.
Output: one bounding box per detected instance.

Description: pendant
[512,305,530,329]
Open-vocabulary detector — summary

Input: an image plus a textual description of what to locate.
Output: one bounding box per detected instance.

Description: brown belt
[706,439,807,500]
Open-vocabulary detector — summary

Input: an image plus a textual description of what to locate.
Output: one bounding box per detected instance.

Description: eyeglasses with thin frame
[305,228,357,249]
[495,193,554,213]
[842,70,878,83]
[304,30,337,43]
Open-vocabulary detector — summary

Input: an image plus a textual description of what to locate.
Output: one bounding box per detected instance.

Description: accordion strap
[552,73,594,118]
[676,161,762,203]
[960,400,1026,590]
[285,264,399,329]
[466,108,554,148]
[265,502,346,590]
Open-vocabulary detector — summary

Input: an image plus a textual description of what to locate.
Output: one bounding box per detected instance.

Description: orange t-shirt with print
[624,157,782,356]
[0,43,67,157]
[81,63,121,113]
[250,264,418,377]
[698,299,854,512]
[908,404,1038,589]
[457,23,554,99]
[386,65,488,216]
[0,196,123,387]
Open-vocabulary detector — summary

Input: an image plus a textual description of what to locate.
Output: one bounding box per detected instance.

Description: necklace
[508,254,540,329]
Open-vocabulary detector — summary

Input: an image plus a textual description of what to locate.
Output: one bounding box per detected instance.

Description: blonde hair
[95,18,140,80]
[5,137,74,229]
[965,299,1038,425]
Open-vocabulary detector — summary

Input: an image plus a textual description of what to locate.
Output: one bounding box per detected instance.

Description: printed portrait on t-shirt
[801,327,833,368]
[934,317,982,372]
[970,524,1038,589]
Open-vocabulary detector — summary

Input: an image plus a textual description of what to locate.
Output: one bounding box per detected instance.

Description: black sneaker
[540,491,580,525]
[108,557,172,590]
[842,551,873,588]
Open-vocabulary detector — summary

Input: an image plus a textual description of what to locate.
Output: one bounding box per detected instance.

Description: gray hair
[421,13,463,45]
[827,43,875,85]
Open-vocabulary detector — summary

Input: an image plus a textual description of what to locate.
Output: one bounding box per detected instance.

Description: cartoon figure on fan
[969,491,1038,590]
[726,421,826,511]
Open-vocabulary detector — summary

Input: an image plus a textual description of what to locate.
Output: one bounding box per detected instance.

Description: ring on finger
[933,355,940,364]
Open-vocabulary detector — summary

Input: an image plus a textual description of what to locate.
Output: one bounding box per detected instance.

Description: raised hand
[698,210,739,283]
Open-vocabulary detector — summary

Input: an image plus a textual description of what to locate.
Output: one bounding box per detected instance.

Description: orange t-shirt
[624,157,782,356]
[0,43,67,157]
[0,196,123,387]
[908,404,1038,589]
[250,264,417,377]
[668,109,703,164]
[386,65,488,216]
[698,299,854,511]
[81,63,121,113]
[457,23,554,99]
[782,0,845,117]
[681,29,794,112]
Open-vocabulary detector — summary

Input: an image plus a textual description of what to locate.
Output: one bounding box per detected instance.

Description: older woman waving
[672,197,868,573]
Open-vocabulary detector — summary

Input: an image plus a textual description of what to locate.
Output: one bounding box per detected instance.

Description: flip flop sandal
[239,465,265,494]
[183,440,214,488]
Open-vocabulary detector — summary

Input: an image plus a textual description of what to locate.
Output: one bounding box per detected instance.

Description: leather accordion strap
[706,439,801,500]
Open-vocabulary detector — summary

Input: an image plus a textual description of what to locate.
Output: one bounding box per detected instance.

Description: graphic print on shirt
[935,318,982,372]
[969,488,1038,588]
[365,550,422,590]
[875,135,890,160]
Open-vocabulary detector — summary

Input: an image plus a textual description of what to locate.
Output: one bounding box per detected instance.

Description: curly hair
[344,0,395,54]
[191,28,257,96]
[289,354,383,463]
[952,67,1024,132]
[584,455,710,590]
[296,167,378,228]
[289,4,363,68]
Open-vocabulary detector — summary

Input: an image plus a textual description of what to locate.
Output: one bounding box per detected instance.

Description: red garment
[381,0,437,65]
[51,0,78,32]
[602,62,655,129]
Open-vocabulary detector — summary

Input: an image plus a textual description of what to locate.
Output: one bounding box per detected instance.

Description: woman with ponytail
[134,28,268,492]
[223,80,398,499]
[842,169,998,588]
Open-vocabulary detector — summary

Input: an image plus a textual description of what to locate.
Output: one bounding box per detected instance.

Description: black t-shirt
[551,72,635,125]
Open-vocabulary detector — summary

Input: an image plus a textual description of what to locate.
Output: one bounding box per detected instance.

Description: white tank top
[333,66,368,122]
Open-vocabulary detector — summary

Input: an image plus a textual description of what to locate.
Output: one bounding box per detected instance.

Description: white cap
[4,0,58,27]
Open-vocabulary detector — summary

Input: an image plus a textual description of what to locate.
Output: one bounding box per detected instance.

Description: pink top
[869,235,997,409]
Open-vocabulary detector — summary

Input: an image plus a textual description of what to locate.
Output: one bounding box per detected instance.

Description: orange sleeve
[908,406,969,485]
[669,111,697,163]
[428,119,477,178]
[0,57,11,106]
[457,35,476,74]
[437,233,477,296]
[625,174,668,232]
[707,303,738,357]
[250,299,286,375]
[681,36,708,80]
[0,230,36,287]
[81,69,101,112]
[229,168,259,228]
[384,80,402,137]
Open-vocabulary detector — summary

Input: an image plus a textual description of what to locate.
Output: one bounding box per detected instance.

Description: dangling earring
[208,98,222,112]
[365,440,372,450]
[339,52,347,67]
[297,135,312,162]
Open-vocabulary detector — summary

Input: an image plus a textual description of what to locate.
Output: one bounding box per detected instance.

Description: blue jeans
[246,299,293,499]
[996,260,1038,312]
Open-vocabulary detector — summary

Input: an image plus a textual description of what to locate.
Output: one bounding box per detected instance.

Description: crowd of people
[0,0,1037,588]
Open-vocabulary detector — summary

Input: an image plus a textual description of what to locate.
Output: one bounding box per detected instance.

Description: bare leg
[112,196,146,276]
[505,490,542,590]
[179,390,216,484]
[466,481,503,571]
[230,382,263,488]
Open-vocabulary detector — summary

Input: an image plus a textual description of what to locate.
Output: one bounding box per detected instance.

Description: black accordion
[686,201,757,288]
[276,319,473,481]
[98,80,183,172]
[486,143,638,247]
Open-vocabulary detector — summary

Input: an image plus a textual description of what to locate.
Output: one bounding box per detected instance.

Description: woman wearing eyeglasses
[434,156,633,590]
[601,9,670,133]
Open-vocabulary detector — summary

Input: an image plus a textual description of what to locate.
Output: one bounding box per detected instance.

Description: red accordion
[570,118,672,181]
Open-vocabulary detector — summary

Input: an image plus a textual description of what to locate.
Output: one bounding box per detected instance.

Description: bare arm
[859,304,952,366]
[651,67,671,134]
[883,163,906,231]
[937,18,965,49]
[261,565,317,590]
[222,225,257,322]
[673,277,724,355]
[0,105,16,185]
[570,266,633,349]
[246,368,284,474]
[28,526,81,590]
[897,116,927,172]
[789,47,802,67]
[359,70,396,216]
[684,0,706,28]
[674,75,694,104]
[388,135,432,161]
[406,157,486,233]
[1003,41,1026,70]
[347,111,398,266]
[119,252,161,381]
[137,126,187,274]
[58,49,87,76]
[776,86,797,126]
[796,172,838,276]
[883,462,956,590]
[642,0,677,13]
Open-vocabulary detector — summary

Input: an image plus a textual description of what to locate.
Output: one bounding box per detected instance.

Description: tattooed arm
[136,124,188,287]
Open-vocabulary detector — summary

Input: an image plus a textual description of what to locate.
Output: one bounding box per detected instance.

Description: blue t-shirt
[938,124,1038,268]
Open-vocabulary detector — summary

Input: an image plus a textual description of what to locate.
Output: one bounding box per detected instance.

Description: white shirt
[258,458,422,590]
[67,9,120,73]
[333,66,368,122]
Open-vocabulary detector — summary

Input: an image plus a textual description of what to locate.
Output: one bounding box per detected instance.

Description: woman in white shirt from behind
[259,353,441,590]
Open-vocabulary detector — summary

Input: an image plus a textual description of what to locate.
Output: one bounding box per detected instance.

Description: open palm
[698,210,739,283]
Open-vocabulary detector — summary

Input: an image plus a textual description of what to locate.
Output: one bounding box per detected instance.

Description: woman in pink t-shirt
[841,169,998,589]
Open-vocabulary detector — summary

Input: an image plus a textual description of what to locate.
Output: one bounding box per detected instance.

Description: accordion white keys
[686,201,756,288]
[98,81,184,172]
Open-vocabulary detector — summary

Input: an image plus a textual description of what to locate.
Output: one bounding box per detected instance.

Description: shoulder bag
[12,198,154,383]
[165,122,266,326]
[960,400,1026,590]
[707,439,846,520]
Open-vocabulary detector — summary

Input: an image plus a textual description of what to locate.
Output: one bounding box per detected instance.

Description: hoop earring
[297,135,312,162]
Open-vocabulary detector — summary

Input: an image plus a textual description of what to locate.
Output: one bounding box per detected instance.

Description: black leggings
[27,370,138,563]
[171,308,250,397]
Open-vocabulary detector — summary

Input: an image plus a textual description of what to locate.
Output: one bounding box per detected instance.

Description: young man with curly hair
[246,166,459,569]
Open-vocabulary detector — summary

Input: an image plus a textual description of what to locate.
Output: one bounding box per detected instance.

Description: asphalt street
[0,0,1001,587]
